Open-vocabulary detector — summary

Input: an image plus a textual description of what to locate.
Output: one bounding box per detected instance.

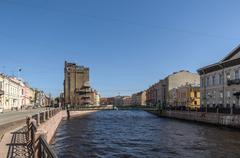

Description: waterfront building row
[100,93,146,107]
[131,91,147,106]
[145,70,200,108]
[0,73,50,110]
[143,44,240,112]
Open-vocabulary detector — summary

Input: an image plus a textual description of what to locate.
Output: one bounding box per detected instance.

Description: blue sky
[0,0,240,97]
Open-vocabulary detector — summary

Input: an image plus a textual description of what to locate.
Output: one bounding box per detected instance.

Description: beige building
[64,61,91,106]
[164,70,200,106]
[90,90,101,106]
[146,84,158,106]
[122,96,132,106]
[29,88,36,105]
[198,44,240,112]
[131,91,146,106]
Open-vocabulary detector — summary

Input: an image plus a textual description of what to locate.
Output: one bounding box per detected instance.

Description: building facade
[90,90,101,106]
[131,91,146,106]
[0,74,50,110]
[122,96,132,106]
[0,74,23,110]
[163,70,200,106]
[100,97,115,105]
[198,45,240,111]
[146,70,199,107]
[169,84,200,109]
[64,61,92,106]
[28,88,36,105]
[146,84,158,106]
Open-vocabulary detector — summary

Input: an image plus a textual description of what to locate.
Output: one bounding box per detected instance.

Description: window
[194,91,197,98]
[226,72,231,80]
[213,91,216,99]
[212,75,215,86]
[0,81,2,90]
[220,92,223,98]
[227,91,231,98]
[235,70,239,79]
[219,74,223,85]
[201,78,204,88]
[206,77,209,87]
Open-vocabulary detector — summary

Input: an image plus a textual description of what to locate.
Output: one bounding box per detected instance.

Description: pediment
[221,45,240,62]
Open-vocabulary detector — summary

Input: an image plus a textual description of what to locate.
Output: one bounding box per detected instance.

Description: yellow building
[177,84,200,110]
[168,83,200,110]
[28,88,36,105]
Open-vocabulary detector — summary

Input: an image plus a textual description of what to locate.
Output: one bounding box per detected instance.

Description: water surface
[52,110,240,158]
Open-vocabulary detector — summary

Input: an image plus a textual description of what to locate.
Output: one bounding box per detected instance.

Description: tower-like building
[64,61,92,106]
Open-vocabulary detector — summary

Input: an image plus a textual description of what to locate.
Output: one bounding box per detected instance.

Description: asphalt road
[0,108,47,126]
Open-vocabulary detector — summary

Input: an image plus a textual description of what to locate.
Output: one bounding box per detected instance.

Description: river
[52,110,240,158]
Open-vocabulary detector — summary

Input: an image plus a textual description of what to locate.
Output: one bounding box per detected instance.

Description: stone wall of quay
[35,110,97,143]
[148,110,240,128]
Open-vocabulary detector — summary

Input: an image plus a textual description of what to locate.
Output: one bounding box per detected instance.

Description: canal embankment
[147,110,240,128]
[0,109,97,158]
[39,110,98,143]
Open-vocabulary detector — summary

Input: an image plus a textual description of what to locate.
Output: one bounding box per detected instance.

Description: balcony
[82,81,90,88]
[75,88,92,95]
[0,90,4,96]
[227,79,240,86]
[81,95,91,99]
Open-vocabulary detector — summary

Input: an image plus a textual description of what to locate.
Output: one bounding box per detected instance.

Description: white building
[198,44,240,112]
[0,74,23,110]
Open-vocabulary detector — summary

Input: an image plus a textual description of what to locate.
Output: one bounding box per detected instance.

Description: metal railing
[37,135,57,158]
[26,121,37,156]
[26,108,61,158]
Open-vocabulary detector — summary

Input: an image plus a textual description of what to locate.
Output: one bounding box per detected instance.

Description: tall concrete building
[64,61,91,106]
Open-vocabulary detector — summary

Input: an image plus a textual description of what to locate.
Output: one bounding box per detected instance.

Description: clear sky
[0,0,240,97]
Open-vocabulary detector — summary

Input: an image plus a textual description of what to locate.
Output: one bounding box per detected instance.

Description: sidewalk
[0,125,32,158]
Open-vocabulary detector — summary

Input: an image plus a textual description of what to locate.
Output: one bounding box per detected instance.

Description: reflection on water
[52,110,240,158]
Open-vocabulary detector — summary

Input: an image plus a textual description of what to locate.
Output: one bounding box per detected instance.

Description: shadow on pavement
[6,126,33,158]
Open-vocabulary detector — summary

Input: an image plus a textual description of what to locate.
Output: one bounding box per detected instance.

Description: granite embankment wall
[148,110,240,128]
[35,110,97,143]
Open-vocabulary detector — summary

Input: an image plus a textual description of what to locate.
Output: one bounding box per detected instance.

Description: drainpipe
[202,70,207,113]
[219,64,225,112]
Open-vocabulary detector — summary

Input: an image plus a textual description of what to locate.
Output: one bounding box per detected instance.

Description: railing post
[49,110,51,118]
[26,117,30,141]
[45,111,48,120]
[38,138,42,158]
[47,110,50,119]
[43,112,46,122]
[37,113,40,126]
